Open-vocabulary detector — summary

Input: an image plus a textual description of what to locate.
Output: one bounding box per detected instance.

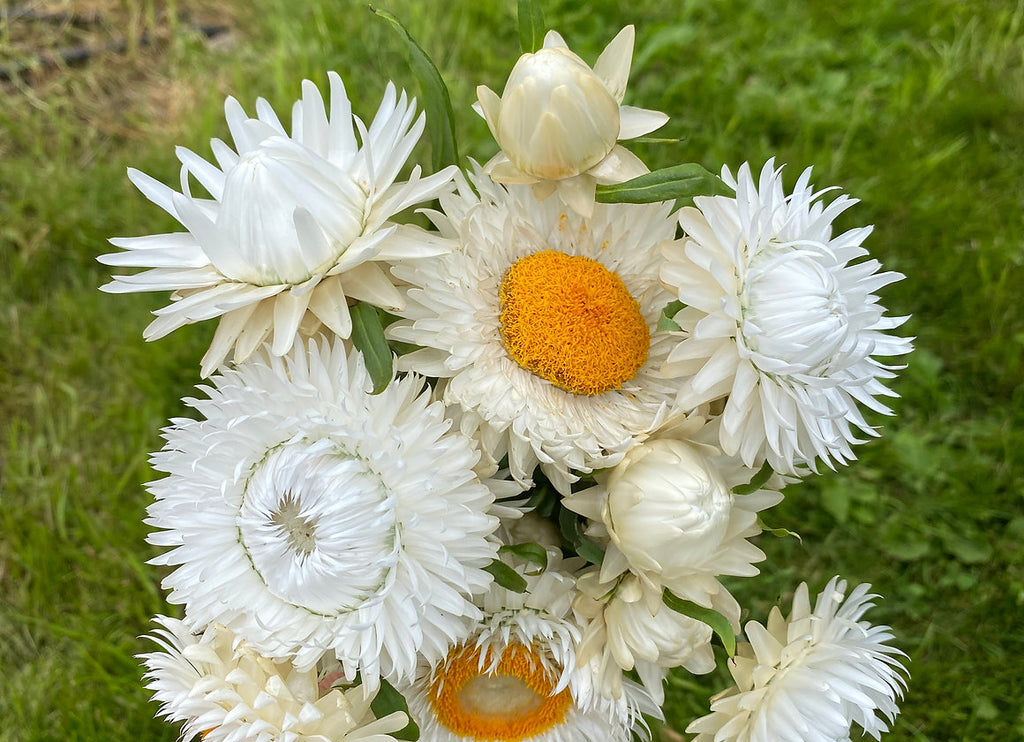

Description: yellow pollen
[498,250,650,396]
[428,643,572,741]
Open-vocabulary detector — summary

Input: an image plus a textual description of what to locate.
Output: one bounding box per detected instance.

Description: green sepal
[517,0,546,53]
[369,678,420,740]
[595,163,733,208]
[499,542,549,575]
[656,299,687,332]
[662,588,736,657]
[484,559,528,593]
[733,461,774,495]
[350,302,393,395]
[370,6,459,171]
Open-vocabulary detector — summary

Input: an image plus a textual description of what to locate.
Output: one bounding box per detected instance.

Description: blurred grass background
[1,0,1021,739]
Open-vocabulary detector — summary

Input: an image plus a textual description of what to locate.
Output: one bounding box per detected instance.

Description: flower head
[687,577,908,742]
[401,554,654,742]
[476,26,668,215]
[139,617,408,742]
[100,73,455,376]
[388,168,680,493]
[146,338,500,686]
[661,160,912,474]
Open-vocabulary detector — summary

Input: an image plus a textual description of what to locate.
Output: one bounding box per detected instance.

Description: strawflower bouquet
[99,5,912,741]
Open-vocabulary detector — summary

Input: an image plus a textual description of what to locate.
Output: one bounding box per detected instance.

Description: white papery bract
[139,617,407,742]
[388,168,680,494]
[145,339,499,687]
[401,554,655,742]
[476,25,668,215]
[687,577,908,742]
[661,159,912,474]
[99,72,456,376]
[574,570,715,706]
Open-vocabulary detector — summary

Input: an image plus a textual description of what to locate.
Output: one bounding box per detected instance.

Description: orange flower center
[498,250,649,395]
[428,642,572,741]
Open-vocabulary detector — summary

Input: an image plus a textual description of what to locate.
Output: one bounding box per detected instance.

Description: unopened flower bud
[482,46,620,180]
[604,439,733,578]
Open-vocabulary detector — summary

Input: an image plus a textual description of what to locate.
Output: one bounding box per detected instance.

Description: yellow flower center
[428,642,572,741]
[498,250,649,395]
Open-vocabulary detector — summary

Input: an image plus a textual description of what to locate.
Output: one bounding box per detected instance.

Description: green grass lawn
[1,0,1021,739]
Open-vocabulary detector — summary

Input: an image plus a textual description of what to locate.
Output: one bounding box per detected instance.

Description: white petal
[593,25,635,103]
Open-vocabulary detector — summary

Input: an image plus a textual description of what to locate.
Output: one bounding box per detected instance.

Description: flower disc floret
[499,250,650,395]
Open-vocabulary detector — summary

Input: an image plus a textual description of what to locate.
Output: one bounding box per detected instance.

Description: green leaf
[558,508,605,565]
[732,461,774,495]
[758,519,802,542]
[595,163,733,208]
[484,559,528,593]
[370,6,458,171]
[662,589,736,657]
[575,535,605,566]
[517,0,546,53]
[369,678,420,740]
[656,299,686,332]
[499,542,548,575]
[631,136,684,144]
[350,302,393,394]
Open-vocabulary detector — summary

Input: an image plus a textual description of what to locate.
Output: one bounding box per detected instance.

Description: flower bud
[213,139,363,285]
[483,46,620,180]
[604,439,733,578]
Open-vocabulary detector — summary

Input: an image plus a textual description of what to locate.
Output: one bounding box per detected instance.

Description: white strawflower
[563,435,783,609]
[476,26,669,215]
[687,577,908,742]
[660,159,912,474]
[401,554,655,742]
[388,168,680,494]
[574,570,715,706]
[146,338,500,686]
[100,72,456,376]
[139,616,407,742]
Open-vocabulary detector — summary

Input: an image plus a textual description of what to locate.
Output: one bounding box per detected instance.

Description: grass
[1,0,1021,739]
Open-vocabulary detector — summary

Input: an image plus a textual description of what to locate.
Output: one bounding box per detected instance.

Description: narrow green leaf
[369,678,420,741]
[595,163,733,207]
[733,461,774,495]
[517,0,546,53]
[760,522,802,542]
[484,559,528,593]
[656,299,687,332]
[499,542,549,575]
[370,6,458,170]
[662,589,736,657]
[350,302,393,395]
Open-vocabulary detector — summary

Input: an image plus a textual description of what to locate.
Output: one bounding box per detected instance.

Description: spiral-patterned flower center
[237,442,398,616]
[742,247,852,373]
